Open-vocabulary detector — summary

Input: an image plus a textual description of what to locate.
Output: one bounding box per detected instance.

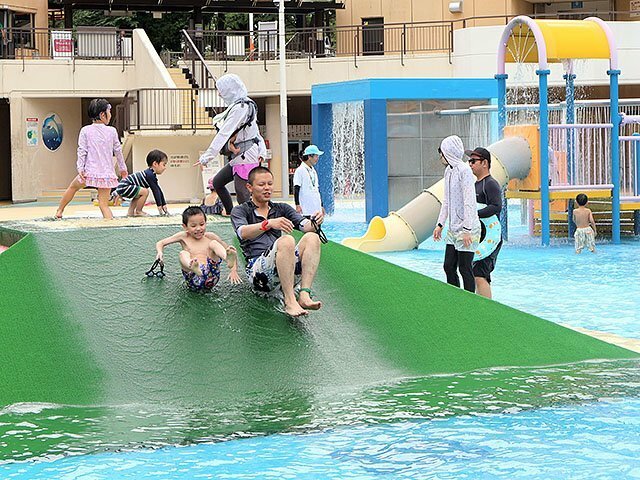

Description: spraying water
[331,102,365,199]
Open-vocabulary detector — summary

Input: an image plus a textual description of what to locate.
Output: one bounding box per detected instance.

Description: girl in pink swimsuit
[55,99,128,219]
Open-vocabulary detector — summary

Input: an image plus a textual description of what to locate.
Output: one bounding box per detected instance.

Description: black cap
[464,147,491,161]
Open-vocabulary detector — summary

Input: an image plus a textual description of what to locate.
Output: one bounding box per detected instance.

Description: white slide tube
[342,136,532,253]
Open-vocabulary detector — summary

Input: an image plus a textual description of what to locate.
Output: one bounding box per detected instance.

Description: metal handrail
[122,87,222,132]
[176,9,640,66]
[0,26,134,62]
[180,29,217,89]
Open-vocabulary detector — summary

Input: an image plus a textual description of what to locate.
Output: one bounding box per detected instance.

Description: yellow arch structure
[505,20,612,65]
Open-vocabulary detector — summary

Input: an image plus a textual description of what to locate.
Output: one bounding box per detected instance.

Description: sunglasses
[468,157,485,165]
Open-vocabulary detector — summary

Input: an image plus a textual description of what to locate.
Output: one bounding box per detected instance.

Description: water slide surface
[0,221,636,460]
[343,137,533,252]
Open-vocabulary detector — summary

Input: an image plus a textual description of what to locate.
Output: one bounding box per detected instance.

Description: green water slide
[0,223,636,408]
[0,223,637,459]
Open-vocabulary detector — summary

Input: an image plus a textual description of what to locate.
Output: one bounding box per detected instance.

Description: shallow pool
[2,204,639,478]
[324,203,640,340]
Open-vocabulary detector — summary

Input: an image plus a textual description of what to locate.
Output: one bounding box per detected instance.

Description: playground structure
[497,15,640,245]
[327,16,640,252]
[342,135,532,252]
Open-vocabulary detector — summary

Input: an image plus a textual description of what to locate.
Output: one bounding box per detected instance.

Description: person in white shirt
[432,135,481,293]
[293,145,324,218]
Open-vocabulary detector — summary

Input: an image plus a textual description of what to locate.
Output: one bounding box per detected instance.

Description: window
[362,17,384,56]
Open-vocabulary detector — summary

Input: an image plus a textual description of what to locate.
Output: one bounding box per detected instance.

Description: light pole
[277,0,289,198]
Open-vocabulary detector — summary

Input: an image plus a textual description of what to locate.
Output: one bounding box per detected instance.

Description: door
[0,98,11,200]
[362,17,384,56]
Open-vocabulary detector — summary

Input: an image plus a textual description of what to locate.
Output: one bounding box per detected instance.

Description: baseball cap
[464,147,491,162]
[303,145,324,156]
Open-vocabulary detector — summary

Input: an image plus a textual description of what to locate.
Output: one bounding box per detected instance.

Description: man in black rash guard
[466,147,503,299]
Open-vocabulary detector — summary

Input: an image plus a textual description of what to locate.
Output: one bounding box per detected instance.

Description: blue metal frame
[312,103,334,215]
[537,69,551,246]
[609,69,621,244]
[312,78,498,221]
[564,72,576,185]
[635,133,640,196]
[495,74,508,137]
[364,99,388,219]
[495,74,508,239]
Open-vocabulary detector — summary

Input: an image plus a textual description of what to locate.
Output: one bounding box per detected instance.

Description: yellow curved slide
[342,136,532,253]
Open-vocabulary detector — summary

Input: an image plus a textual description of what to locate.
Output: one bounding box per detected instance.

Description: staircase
[168,67,217,129]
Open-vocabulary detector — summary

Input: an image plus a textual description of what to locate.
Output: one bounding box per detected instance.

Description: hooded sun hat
[303,145,324,156]
[215,74,249,106]
[439,135,465,167]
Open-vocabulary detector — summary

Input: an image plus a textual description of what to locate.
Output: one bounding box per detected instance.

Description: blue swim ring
[474,203,501,261]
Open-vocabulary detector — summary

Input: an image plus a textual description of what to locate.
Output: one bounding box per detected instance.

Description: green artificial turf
[0,223,637,460]
[0,224,636,409]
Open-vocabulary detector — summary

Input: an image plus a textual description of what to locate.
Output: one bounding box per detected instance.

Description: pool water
[2,203,640,478]
[323,203,640,340]
[9,397,640,479]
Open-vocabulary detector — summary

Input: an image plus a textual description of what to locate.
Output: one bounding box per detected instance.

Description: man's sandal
[298,287,315,298]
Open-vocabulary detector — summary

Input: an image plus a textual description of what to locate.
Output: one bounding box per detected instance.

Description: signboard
[631,0,640,17]
[26,117,38,147]
[571,1,583,8]
[288,124,311,140]
[168,153,191,168]
[51,31,73,59]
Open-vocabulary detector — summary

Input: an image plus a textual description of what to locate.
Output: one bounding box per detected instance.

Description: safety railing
[180,29,218,90]
[180,20,453,70]
[0,27,133,61]
[174,10,640,70]
[546,102,640,196]
[123,88,223,132]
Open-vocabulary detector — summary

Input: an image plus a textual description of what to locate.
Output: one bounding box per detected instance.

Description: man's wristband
[260,219,270,231]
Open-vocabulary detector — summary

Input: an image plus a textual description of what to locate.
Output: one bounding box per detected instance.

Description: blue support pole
[537,69,551,246]
[495,74,508,240]
[568,199,576,238]
[312,103,334,215]
[634,132,640,196]
[495,74,508,138]
[633,131,639,235]
[609,69,621,244]
[363,99,388,222]
[564,72,576,184]
[500,187,508,241]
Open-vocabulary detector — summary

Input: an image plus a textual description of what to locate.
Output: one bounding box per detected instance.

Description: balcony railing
[121,88,222,132]
[181,21,454,69]
[0,27,134,64]
[174,10,640,70]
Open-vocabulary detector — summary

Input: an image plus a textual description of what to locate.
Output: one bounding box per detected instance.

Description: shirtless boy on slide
[156,206,242,291]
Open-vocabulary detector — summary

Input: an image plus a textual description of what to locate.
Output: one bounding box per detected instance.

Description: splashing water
[331,102,365,199]
[469,111,492,147]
